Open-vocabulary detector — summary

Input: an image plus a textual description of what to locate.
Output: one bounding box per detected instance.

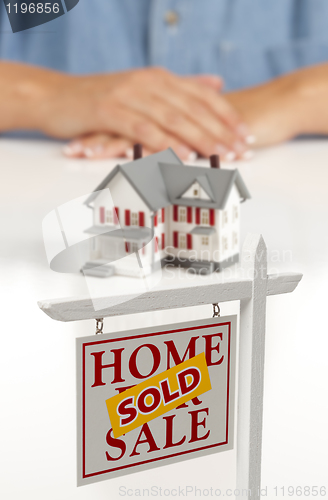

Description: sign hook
[95,318,104,335]
[212,303,220,318]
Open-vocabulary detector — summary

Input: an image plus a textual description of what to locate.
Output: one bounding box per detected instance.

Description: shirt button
[164,10,179,26]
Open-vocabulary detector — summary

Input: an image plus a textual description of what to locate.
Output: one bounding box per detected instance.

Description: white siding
[93,172,153,267]
[92,173,241,271]
[218,184,240,261]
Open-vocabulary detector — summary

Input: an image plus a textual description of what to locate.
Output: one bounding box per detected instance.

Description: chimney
[210,154,220,168]
[133,144,143,160]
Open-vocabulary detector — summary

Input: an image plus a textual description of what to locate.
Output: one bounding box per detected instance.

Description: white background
[0,138,327,499]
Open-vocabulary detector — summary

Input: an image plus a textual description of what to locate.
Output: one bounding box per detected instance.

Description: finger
[64,134,132,159]
[124,90,241,157]
[186,74,223,91]
[114,68,247,147]
[99,103,198,159]
[167,74,251,140]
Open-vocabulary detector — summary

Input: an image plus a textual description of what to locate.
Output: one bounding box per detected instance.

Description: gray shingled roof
[159,162,250,209]
[190,226,216,235]
[84,148,182,211]
[85,148,250,211]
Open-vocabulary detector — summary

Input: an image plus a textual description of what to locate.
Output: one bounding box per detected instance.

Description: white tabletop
[1,138,327,499]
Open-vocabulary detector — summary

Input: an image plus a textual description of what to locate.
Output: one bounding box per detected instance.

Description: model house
[82,146,250,277]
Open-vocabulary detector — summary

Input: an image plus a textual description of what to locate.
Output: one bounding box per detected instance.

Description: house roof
[84,148,183,211]
[85,148,251,211]
[159,162,251,209]
[190,226,216,235]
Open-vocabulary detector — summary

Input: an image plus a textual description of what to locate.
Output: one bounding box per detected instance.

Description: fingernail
[233,141,247,154]
[125,147,133,159]
[63,145,74,156]
[85,148,95,158]
[187,151,197,162]
[215,144,229,156]
[242,150,254,160]
[246,135,257,145]
[63,142,82,156]
[237,123,250,137]
[176,145,192,160]
[224,151,237,162]
[214,145,236,162]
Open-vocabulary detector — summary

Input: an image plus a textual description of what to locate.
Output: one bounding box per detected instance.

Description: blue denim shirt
[1,0,328,90]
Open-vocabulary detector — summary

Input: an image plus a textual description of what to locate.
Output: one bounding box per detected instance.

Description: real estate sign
[76,316,236,486]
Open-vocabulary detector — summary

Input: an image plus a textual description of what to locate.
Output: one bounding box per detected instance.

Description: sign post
[39,234,302,499]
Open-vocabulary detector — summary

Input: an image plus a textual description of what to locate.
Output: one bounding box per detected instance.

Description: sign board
[76,316,237,486]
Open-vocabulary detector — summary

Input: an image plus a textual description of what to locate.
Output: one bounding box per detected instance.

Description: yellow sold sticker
[106,352,211,438]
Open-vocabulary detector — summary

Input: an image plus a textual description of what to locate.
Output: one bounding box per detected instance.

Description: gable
[179,181,211,201]
[159,163,251,209]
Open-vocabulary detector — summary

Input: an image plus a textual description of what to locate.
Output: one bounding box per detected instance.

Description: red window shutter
[99,207,105,224]
[114,207,119,224]
[173,205,178,221]
[154,214,158,227]
[155,237,159,253]
[125,242,130,253]
[187,234,193,250]
[210,209,215,226]
[161,233,165,250]
[196,207,201,224]
[161,208,165,223]
[139,211,145,227]
[125,209,130,226]
[173,231,178,248]
[187,206,192,223]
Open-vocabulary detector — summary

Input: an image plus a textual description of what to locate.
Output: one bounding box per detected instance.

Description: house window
[106,210,113,224]
[233,205,238,223]
[179,207,186,222]
[201,209,209,225]
[131,212,138,226]
[201,236,209,246]
[222,236,228,252]
[130,242,139,253]
[193,189,199,197]
[222,210,228,226]
[179,233,186,249]
[233,232,238,247]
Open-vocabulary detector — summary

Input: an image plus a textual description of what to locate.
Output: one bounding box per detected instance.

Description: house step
[81,261,115,278]
[82,259,110,269]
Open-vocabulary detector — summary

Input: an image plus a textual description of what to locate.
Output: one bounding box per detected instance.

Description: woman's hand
[63,133,154,160]
[225,64,328,147]
[42,67,253,160]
